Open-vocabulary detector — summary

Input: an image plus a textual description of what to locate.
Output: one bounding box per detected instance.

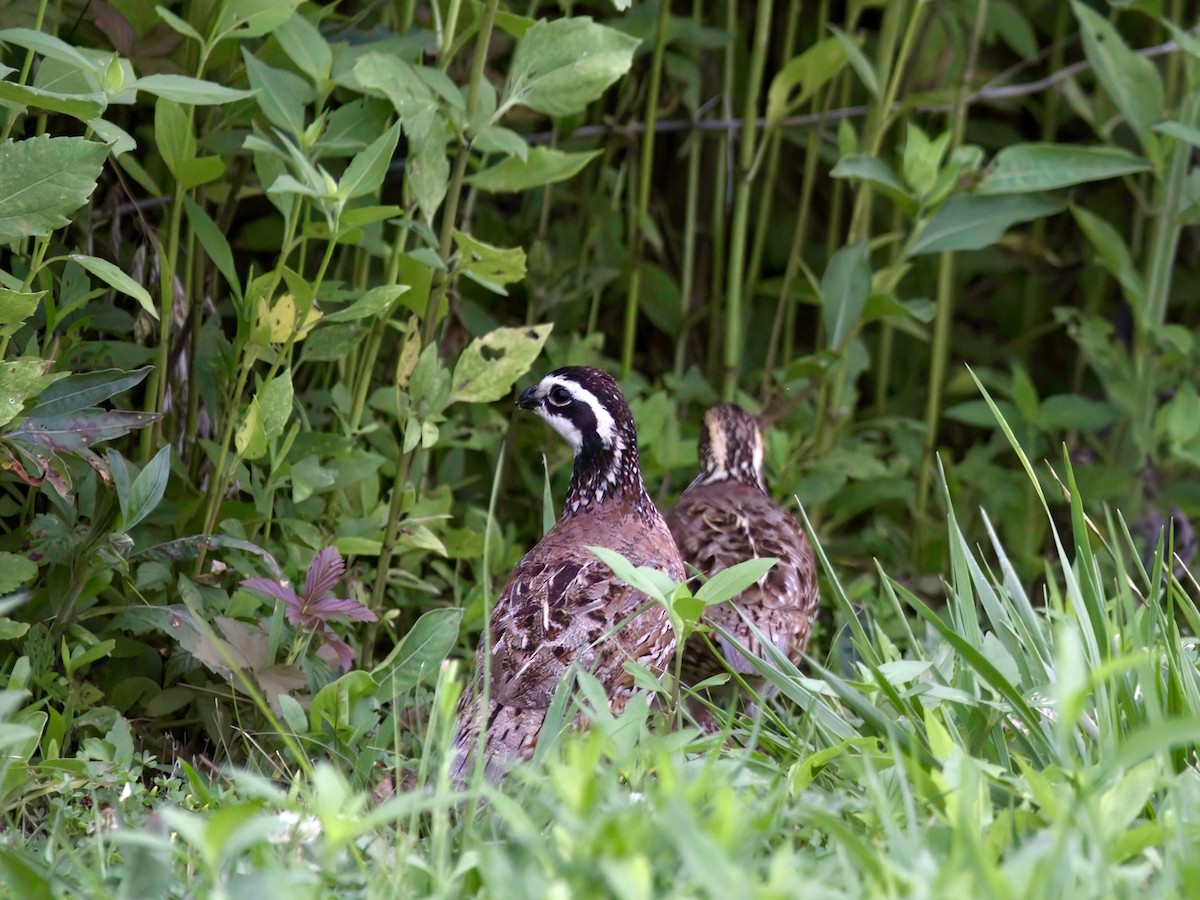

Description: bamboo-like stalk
[706,1,737,382]
[722,0,775,400]
[620,0,672,379]
[915,0,990,523]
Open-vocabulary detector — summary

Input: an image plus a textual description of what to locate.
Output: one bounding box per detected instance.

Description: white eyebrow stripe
[540,375,617,448]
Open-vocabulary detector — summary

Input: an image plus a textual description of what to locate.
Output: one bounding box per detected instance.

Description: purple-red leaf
[304,545,345,601]
[241,577,301,608]
[317,628,355,671]
[305,595,377,623]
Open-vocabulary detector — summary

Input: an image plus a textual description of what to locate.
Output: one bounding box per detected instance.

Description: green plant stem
[722,0,774,401]
[916,0,988,524]
[619,0,671,379]
[424,0,501,347]
[707,0,737,383]
[873,203,905,416]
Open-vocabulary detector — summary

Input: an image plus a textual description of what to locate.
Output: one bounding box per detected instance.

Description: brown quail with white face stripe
[667,404,818,705]
[451,366,683,782]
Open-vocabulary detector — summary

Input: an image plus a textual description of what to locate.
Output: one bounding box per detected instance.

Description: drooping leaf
[450,323,552,404]
[9,409,159,452]
[1071,1,1163,160]
[1070,203,1147,315]
[821,240,872,349]
[908,194,1064,256]
[323,285,409,323]
[0,359,56,428]
[975,143,1151,195]
[830,154,914,210]
[468,147,601,193]
[501,17,640,118]
[68,254,156,319]
[0,136,108,243]
[0,80,105,120]
[183,197,241,299]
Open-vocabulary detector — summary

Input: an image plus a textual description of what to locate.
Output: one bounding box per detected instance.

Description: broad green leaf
[1070,203,1146,313]
[155,6,203,43]
[0,80,105,120]
[472,125,529,161]
[821,240,871,349]
[450,323,552,404]
[214,0,304,40]
[123,445,172,530]
[338,120,400,200]
[907,194,1064,256]
[258,372,293,439]
[469,147,601,193]
[87,118,135,156]
[183,197,241,299]
[69,254,156,318]
[30,365,152,418]
[453,231,527,291]
[901,123,949,199]
[275,12,332,83]
[9,409,158,451]
[154,98,195,177]
[1071,2,1163,159]
[976,143,1151,194]
[175,155,226,190]
[694,558,778,606]
[0,359,53,428]
[501,17,640,118]
[0,135,108,243]
[372,608,462,696]
[0,289,43,338]
[764,36,846,132]
[1153,121,1200,149]
[242,51,311,135]
[0,28,98,73]
[830,154,913,209]
[234,397,266,460]
[133,74,256,105]
[1036,394,1117,432]
[323,284,409,323]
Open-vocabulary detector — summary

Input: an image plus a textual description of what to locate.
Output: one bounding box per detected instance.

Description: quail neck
[690,403,767,493]
[517,366,654,519]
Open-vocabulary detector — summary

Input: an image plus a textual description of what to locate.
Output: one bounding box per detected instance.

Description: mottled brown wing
[667,481,818,680]
[451,512,680,781]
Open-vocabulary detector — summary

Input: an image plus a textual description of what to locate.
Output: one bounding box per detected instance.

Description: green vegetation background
[1,0,1200,895]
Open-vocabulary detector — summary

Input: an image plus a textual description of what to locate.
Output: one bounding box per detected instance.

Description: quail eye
[548,386,572,406]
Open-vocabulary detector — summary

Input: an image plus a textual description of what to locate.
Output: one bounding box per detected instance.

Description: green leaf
[132,74,256,105]
[0,552,37,594]
[694,558,778,606]
[0,136,108,243]
[830,154,913,208]
[154,97,194,177]
[323,285,409,323]
[275,12,332,83]
[453,231,527,291]
[901,123,949,199]
[908,194,1064,256]
[501,17,640,118]
[258,372,293,439]
[0,289,43,338]
[29,366,152,418]
[214,0,304,41]
[372,608,462,696]
[472,125,529,161]
[821,240,872,349]
[123,445,172,530]
[468,147,601,193]
[764,36,846,133]
[828,25,879,99]
[1036,394,1117,432]
[183,197,241,299]
[1070,203,1147,313]
[241,52,310,135]
[69,254,156,319]
[155,6,203,43]
[1071,1,1163,159]
[0,359,54,428]
[0,80,105,120]
[338,121,400,200]
[234,398,266,460]
[975,143,1151,195]
[450,323,552,404]
[0,27,99,72]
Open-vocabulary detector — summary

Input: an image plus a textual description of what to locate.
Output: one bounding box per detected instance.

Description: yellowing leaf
[258,293,322,343]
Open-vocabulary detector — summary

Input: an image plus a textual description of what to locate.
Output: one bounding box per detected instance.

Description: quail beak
[516,386,540,410]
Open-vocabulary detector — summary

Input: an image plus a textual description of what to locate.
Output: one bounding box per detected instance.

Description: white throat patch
[535,375,618,449]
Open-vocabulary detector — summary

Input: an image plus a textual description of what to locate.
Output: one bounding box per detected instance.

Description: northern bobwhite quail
[666,404,818,708]
[451,366,683,781]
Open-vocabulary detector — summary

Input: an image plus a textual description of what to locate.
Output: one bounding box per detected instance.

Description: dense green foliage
[2,0,1200,895]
